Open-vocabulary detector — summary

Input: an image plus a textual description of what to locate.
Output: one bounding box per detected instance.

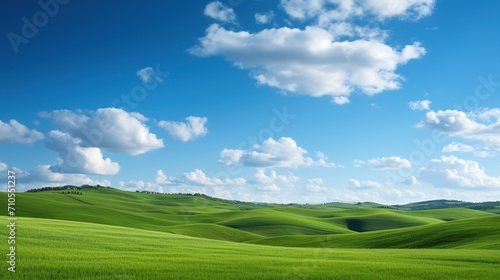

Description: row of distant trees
[61,191,83,195]
[26,184,108,193]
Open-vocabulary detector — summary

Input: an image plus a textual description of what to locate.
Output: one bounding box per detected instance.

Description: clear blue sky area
[1,0,499,203]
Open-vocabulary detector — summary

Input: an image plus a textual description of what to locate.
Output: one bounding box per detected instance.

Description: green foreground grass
[2,216,500,280]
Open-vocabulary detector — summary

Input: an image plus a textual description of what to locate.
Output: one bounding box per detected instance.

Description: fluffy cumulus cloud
[190,24,425,104]
[354,156,411,170]
[251,169,299,191]
[158,116,208,142]
[0,119,44,144]
[219,137,336,168]
[40,108,164,155]
[419,155,500,188]
[204,1,237,23]
[409,100,431,111]
[46,130,120,175]
[418,108,500,156]
[183,169,246,186]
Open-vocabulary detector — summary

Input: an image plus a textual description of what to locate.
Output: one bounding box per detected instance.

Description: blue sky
[1,0,500,204]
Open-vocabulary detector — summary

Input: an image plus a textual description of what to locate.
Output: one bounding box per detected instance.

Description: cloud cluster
[0,165,111,191]
[354,156,411,170]
[280,0,435,21]
[191,24,425,104]
[158,116,208,142]
[46,130,120,175]
[193,0,432,104]
[41,108,164,155]
[219,137,336,168]
[419,155,500,189]
[0,119,44,144]
[419,108,500,156]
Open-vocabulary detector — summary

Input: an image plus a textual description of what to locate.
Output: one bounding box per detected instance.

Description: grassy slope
[1,216,499,280]
[10,188,497,245]
[249,215,500,249]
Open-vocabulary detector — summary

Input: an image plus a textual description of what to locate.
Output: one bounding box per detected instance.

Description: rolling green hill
[1,216,499,280]
[3,187,497,249]
[3,187,500,279]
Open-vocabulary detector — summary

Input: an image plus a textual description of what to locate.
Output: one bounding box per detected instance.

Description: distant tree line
[26,184,109,193]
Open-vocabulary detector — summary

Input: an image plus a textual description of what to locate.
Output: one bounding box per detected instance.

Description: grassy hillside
[249,215,500,249]
[1,216,499,280]
[8,188,498,245]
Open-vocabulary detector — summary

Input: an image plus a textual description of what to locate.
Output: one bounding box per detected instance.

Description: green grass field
[2,187,500,279]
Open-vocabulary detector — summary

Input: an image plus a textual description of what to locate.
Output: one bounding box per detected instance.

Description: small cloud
[136,66,164,83]
[0,162,7,172]
[255,11,274,24]
[158,116,208,142]
[204,1,237,23]
[355,156,411,170]
[155,170,176,185]
[409,100,431,111]
[404,176,418,186]
[183,169,245,186]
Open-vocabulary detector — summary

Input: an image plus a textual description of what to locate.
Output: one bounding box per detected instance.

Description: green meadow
[2,187,500,279]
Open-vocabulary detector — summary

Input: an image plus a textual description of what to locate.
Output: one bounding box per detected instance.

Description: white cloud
[442,142,475,153]
[3,165,111,191]
[204,1,237,23]
[403,175,418,185]
[348,178,384,189]
[0,119,44,144]
[419,155,500,188]
[40,108,164,155]
[158,116,208,142]
[136,67,163,83]
[219,149,244,166]
[183,169,246,186]
[0,162,7,172]
[360,0,435,20]
[280,0,435,21]
[190,24,425,104]
[252,169,299,191]
[419,108,500,156]
[354,156,411,170]
[46,130,120,175]
[305,178,329,192]
[119,180,164,193]
[255,11,275,24]
[409,100,431,111]
[155,169,176,185]
[219,137,336,168]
